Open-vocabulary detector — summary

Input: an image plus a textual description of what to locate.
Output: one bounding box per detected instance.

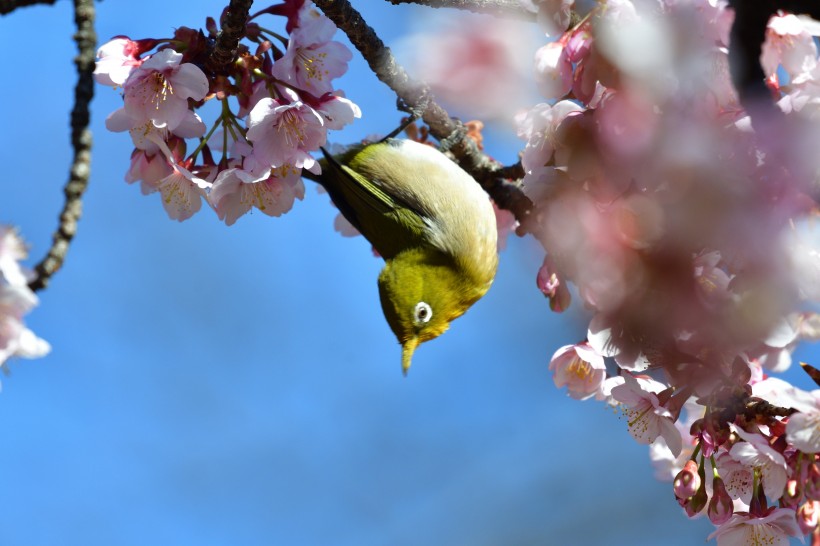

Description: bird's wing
[320,147,429,258]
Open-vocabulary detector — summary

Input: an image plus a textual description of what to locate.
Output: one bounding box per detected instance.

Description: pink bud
[806,463,820,502]
[797,501,819,536]
[708,477,734,525]
[781,479,802,509]
[536,256,572,312]
[674,460,701,500]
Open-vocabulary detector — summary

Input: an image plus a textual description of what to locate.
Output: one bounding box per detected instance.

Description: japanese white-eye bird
[317,138,498,374]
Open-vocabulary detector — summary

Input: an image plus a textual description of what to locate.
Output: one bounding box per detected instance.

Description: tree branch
[313,0,535,228]
[205,0,253,75]
[0,0,55,16]
[385,0,535,21]
[28,0,96,292]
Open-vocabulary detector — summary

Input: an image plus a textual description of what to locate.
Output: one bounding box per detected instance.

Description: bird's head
[378,247,493,374]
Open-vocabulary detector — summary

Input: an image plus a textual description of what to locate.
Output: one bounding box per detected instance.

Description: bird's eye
[413,301,433,325]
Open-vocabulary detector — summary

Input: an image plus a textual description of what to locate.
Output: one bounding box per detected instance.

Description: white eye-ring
[413,301,433,325]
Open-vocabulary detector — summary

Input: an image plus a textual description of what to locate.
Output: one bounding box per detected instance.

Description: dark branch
[205,0,253,75]
[28,0,96,292]
[0,0,55,15]
[385,0,535,21]
[726,1,778,121]
[313,0,535,228]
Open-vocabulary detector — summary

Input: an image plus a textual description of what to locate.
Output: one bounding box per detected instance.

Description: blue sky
[0,1,815,545]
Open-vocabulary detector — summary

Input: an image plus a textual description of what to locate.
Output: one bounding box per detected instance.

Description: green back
[318,143,430,260]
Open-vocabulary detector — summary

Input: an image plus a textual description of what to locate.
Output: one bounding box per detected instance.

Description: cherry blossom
[0,227,50,368]
[210,167,305,226]
[93,37,144,88]
[316,93,361,130]
[707,508,803,546]
[729,426,788,501]
[246,94,326,175]
[122,49,209,132]
[611,374,682,457]
[271,31,352,96]
[125,149,173,195]
[155,162,211,221]
[786,395,820,454]
[548,342,606,400]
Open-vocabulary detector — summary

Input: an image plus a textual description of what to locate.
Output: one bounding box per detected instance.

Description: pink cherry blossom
[293,1,337,42]
[693,251,733,309]
[706,508,803,546]
[548,342,606,400]
[210,166,305,226]
[611,373,682,456]
[155,163,211,221]
[125,149,173,195]
[493,202,518,252]
[0,227,50,367]
[715,452,754,504]
[399,14,537,120]
[761,14,818,84]
[316,93,362,130]
[122,49,209,132]
[271,30,352,96]
[786,394,820,454]
[534,40,572,100]
[729,425,789,500]
[94,37,143,87]
[246,95,326,174]
[649,399,702,480]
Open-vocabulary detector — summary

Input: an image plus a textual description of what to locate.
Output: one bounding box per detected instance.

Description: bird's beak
[401,337,419,376]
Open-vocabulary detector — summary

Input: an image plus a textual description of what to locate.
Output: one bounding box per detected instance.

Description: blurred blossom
[395,12,539,121]
[520,0,574,38]
[524,2,820,539]
[0,227,50,368]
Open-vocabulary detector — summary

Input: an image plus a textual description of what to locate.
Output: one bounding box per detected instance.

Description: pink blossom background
[1,1,815,545]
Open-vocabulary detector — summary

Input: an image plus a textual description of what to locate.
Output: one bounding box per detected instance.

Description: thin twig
[313,0,534,228]
[385,0,535,21]
[0,0,55,15]
[28,0,96,292]
[205,0,253,75]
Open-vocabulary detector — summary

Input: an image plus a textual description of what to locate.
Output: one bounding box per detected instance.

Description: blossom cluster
[523,0,820,543]
[95,0,360,224]
[0,227,50,370]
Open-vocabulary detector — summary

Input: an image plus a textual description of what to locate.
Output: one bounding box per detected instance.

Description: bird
[316,138,498,374]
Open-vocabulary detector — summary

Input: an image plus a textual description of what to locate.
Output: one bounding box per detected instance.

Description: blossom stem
[188,108,226,163]
[256,26,289,47]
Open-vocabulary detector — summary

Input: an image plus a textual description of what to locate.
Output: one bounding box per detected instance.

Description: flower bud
[708,477,734,525]
[806,462,820,501]
[674,460,701,500]
[780,479,802,509]
[680,483,708,518]
[797,500,819,535]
